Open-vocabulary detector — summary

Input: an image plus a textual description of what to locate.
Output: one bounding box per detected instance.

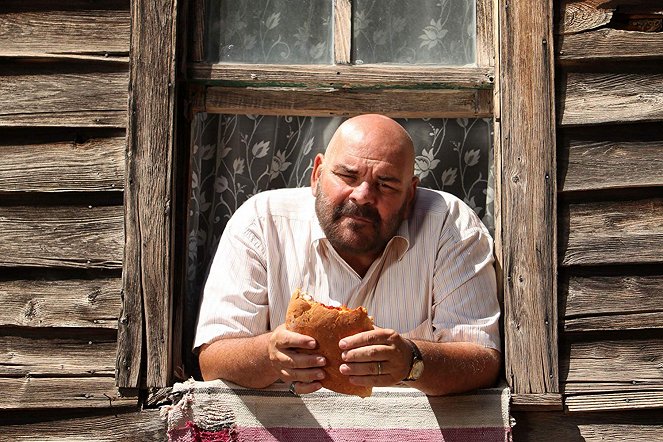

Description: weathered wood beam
[511,410,663,441]
[0,278,121,329]
[476,0,494,67]
[0,64,128,127]
[499,0,559,394]
[558,137,663,192]
[559,198,663,266]
[0,334,117,377]
[334,0,351,65]
[0,206,123,269]
[205,87,493,118]
[558,29,663,63]
[117,0,179,389]
[557,0,614,35]
[0,377,136,410]
[189,63,495,90]
[0,409,165,441]
[559,72,663,126]
[565,391,663,412]
[0,136,125,193]
[0,6,130,58]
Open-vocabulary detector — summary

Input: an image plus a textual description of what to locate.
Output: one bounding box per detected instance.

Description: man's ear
[311,153,325,196]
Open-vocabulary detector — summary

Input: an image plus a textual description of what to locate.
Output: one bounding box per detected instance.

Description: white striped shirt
[194,187,501,351]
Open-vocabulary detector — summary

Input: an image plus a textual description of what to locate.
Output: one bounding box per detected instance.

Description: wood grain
[205,87,493,118]
[0,335,117,377]
[558,0,613,35]
[0,206,123,269]
[117,0,178,389]
[512,410,663,441]
[189,63,495,89]
[0,136,125,192]
[476,0,494,67]
[334,0,351,64]
[499,0,558,394]
[558,29,663,62]
[559,72,663,126]
[558,137,663,192]
[0,377,136,410]
[0,409,165,441]
[565,391,663,412]
[0,64,129,127]
[559,198,663,266]
[0,278,121,329]
[562,339,663,384]
[0,7,130,57]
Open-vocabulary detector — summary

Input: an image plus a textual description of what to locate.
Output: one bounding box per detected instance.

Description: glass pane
[353,0,476,65]
[205,0,333,64]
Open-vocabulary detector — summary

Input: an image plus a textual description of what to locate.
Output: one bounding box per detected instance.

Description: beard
[314,182,408,257]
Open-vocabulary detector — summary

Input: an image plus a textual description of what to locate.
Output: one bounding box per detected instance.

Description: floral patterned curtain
[205,0,476,65]
[183,114,493,375]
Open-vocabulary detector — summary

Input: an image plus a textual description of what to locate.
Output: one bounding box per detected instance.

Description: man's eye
[380,183,397,192]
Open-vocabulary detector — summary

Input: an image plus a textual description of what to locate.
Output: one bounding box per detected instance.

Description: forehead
[327,129,413,176]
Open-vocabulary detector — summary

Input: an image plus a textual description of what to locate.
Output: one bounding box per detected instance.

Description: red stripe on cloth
[169,422,511,442]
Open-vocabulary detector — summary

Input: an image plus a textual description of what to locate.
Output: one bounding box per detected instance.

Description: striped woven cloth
[164,379,512,442]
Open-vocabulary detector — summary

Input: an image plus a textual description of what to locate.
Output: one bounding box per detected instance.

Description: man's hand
[268,324,327,394]
[337,327,412,387]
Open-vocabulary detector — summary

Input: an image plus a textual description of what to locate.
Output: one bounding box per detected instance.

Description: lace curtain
[183,114,493,374]
[206,0,476,65]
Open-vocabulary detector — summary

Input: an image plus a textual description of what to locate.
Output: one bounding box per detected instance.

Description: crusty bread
[285,288,374,397]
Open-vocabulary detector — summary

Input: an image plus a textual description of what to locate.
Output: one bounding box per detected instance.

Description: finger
[339,328,395,350]
[341,344,391,363]
[339,360,387,377]
[274,351,326,370]
[279,367,326,383]
[290,381,323,395]
[273,328,317,350]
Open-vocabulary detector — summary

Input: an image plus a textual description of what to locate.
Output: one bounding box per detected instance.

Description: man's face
[312,139,417,259]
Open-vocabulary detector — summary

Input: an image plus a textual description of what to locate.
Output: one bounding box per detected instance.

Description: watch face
[410,359,424,380]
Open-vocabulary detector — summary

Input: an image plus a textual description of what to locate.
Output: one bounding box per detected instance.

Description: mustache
[333,201,381,225]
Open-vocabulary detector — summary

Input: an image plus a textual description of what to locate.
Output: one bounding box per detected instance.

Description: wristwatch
[402,338,424,381]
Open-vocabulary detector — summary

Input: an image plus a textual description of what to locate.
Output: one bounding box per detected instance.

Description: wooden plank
[205,87,493,118]
[559,72,663,126]
[566,391,663,412]
[0,206,123,269]
[564,382,663,395]
[558,29,663,62]
[476,0,494,67]
[0,136,125,192]
[0,409,165,441]
[558,0,614,35]
[562,339,663,384]
[117,0,178,389]
[511,410,663,441]
[0,278,121,329]
[511,393,563,411]
[334,0,351,65]
[0,334,116,377]
[0,377,135,410]
[558,137,663,192]
[559,198,663,266]
[0,7,130,57]
[498,0,558,395]
[564,312,663,332]
[189,63,495,89]
[563,273,663,317]
[190,0,206,62]
[0,64,128,127]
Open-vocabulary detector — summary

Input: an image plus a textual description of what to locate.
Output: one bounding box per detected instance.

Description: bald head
[325,114,416,178]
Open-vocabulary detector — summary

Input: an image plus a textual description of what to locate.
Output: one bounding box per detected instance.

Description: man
[195,114,501,396]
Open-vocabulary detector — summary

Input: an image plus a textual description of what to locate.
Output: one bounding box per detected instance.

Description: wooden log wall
[522,0,663,438]
[0,0,136,419]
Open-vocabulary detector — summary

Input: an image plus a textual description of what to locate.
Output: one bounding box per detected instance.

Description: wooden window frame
[117,0,562,412]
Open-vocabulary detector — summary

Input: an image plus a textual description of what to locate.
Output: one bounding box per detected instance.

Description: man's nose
[349,181,376,205]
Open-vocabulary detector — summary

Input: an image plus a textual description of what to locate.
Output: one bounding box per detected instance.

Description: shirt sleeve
[193,204,270,351]
[431,200,501,351]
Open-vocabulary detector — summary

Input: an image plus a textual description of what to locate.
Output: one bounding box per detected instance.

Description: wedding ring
[288,382,298,396]
[377,361,383,376]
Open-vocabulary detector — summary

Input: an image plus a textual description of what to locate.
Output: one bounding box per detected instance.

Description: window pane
[353,0,476,65]
[205,0,333,64]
